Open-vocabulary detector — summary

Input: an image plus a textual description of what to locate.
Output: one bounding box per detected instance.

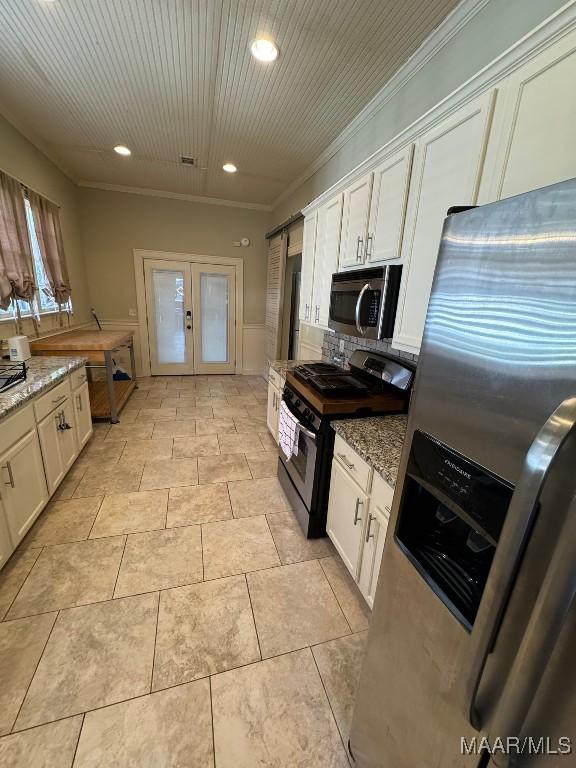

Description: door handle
[365,513,376,542]
[354,498,363,525]
[488,490,576,767]
[354,283,371,336]
[365,234,373,258]
[465,395,576,731]
[2,461,14,488]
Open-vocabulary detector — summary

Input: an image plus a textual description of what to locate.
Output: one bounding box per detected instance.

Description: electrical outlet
[339,339,345,353]
[128,308,137,318]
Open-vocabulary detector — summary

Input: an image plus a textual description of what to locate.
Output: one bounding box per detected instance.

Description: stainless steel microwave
[328,265,403,340]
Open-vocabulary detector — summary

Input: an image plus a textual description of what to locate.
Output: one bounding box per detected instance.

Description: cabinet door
[0,430,48,545]
[358,504,390,608]
[312,194,343,328]
[326,459,367,578]
[339,172,373,269]
[299,213,317,324]
[73,382,93,450]
[266,383,280,443]
[59,399,79,473]
[479,28,576,203]
[366,145,413,264]
[392,90,495,354]
[38,410,65,494]
[0,500,14,571]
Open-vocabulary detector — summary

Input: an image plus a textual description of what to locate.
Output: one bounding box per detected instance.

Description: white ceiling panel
[0,0,461,204]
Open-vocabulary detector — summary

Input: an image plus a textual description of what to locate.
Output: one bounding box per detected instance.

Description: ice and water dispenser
[395,430,513,630]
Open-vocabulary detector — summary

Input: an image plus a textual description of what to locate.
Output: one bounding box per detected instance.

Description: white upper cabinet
[299,212,317,324]
[392,90,496,354]
[312,194,343,328]
[479,27,576,203]
[366,144,414,264]
[339,172,373,269]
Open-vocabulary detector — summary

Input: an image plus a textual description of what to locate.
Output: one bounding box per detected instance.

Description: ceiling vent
[180,155,196,166]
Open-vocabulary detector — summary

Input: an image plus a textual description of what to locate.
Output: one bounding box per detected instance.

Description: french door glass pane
[152,269,185,364]
[200,273,228,363]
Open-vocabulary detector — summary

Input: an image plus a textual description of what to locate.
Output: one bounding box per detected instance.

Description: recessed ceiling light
[114,145,131,156]
[223,163,237,173]
[250,38,279,63]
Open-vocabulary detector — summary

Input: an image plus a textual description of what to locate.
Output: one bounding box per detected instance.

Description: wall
[79,187,270,325]
[0,114,90,340]
[322,331,419,368]
[271,0,567,225]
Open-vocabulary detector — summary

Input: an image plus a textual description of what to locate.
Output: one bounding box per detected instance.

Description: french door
[144,259,236,375]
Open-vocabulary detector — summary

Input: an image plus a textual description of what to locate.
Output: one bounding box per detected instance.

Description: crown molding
[77,181,272,212]
[300,0,576,217]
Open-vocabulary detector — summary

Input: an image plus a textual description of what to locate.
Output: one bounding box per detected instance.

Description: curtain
[28,191,71,305]
[0,170,35,310]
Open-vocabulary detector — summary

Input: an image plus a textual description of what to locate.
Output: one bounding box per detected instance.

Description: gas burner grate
[0,360,27,393]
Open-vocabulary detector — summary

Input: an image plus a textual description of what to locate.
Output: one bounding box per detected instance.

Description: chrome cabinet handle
[272,392,276,409]
[338,453,355,471]
[77,394,82,412]
[314,305,320,323]
[2,461,15,488]
[52,394,66,405]
[384,504,391,514]
[356,236,364,261]
[365,513,376,543]
[353,498,363,525]
[466,395,576,731]
[304,303,309,320]
[366,234,373,258]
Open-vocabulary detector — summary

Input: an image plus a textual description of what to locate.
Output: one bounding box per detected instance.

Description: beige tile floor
[0,374,370,767]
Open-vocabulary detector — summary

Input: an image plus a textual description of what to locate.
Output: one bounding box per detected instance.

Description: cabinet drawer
[0,404,35,456]
[267,367,283,391]
[333,434,372,492]
[71,366,88,391]
[370,472,394,515]
[34,378,71,422]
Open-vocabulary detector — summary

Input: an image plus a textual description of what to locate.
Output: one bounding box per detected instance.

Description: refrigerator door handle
[488,492,576,768]
[465,395,576,731]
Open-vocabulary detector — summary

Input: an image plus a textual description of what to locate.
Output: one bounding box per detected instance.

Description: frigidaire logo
[444,459,472,480]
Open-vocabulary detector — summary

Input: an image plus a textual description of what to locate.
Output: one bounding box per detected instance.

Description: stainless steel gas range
[277,350,415,538]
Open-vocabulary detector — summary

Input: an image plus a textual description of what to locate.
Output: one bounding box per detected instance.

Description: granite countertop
[332,414,408,487]
[0,356,88,422]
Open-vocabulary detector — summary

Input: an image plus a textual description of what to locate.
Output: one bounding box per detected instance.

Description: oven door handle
[281,398,318,443]
[355,283,371,336]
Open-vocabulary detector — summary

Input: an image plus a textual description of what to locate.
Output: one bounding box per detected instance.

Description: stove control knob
[295,399,301,407]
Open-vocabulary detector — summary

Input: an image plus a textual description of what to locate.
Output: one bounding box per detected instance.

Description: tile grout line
[9,608,60,734]
[208,675,217,768]
[1,546,45,621]
[243,572,263,662]
[70,712,85,766]
[149,591,161,694]
[317,558,354,635]
[110,535,129,600]
[309,644,352,764]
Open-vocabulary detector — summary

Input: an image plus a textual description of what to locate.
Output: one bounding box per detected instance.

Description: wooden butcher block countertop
[31,330,133,352]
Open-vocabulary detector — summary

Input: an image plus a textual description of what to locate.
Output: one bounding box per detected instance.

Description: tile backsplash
[322,330,419,368]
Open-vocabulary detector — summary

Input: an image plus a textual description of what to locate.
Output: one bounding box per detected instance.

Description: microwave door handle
[355,283,371,336]
[465,395,576,731]
[487,491,576,768]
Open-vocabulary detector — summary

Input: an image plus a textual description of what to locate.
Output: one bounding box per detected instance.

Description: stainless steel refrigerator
[350,178,576,768]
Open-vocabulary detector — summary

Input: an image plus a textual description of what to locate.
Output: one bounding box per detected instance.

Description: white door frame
[134,249,244,377]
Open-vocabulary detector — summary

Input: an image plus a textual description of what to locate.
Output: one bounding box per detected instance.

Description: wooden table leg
[105,350,119,423]
[129,340,137,387]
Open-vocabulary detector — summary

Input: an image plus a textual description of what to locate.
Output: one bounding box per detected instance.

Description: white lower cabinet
[0,429,48,545]
[73,382,93,450]
[0,366,91,568]
[326,459,367,577]
[266,368,284,444]
[327,440,395,605]
[38,396,78,495]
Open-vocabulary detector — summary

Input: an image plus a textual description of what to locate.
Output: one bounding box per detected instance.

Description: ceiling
[0,0,461,206]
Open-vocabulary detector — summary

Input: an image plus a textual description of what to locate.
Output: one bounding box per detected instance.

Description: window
[0,196,72,319]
